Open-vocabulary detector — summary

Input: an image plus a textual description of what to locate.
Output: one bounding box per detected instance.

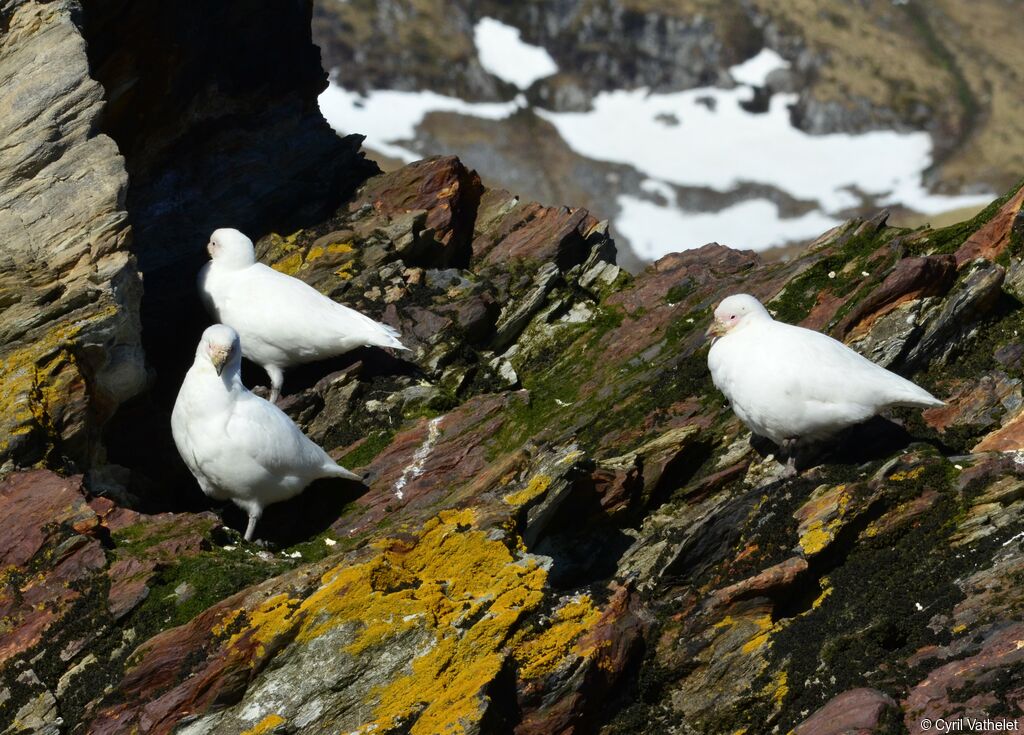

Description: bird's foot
[781,455,799,479]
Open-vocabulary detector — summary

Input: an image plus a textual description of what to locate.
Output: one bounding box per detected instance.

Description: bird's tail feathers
[893,395,945,409]
[324,461,364,483]
[887,383,945,409]
[370,322,409,351]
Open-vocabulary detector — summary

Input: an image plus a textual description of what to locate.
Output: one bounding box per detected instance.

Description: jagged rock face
[0,0,145,469]
[0,0,378,471]
[3,149,1023,732]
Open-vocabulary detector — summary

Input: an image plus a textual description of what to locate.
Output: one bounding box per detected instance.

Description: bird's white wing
[765,321,939,407]
[226,390,335,479]
[220,265,404,361]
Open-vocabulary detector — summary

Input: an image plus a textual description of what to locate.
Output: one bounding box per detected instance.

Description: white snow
[537,88,990,216]
[730,48,789,87]
[617,195,839,260]
[319,43,993,259]
[319,84,521,162]
[536,49,992,254]
[473,17,558,90]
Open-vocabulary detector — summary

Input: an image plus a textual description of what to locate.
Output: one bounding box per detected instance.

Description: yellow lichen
[226,594,299,659]
[511,594,603,680]
[797,485,852,556]
[811,575,833,609]
[740,614,776,654]
[306,242,353,261]
[219,509,550,735]
[764,669,788,706]
[798,521,832,556]
[334,261,356,280]
[714,613,777,655]
[503,475,552,506]
[889,466,925,482]
[240,713,285,735]
[270,252,304,276]
[0,303,118,456]
[211,609,243,638]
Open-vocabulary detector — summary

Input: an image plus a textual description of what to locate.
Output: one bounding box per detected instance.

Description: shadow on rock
[221,476,368,547]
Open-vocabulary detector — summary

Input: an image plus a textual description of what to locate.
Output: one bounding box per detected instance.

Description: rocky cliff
[3,2,1024,734]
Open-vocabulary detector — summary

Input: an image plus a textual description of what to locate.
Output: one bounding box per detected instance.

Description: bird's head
[207,228,256,270]
[706,293,772,339]
[198,324,242,377]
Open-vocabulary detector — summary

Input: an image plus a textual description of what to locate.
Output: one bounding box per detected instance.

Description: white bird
[171,324,363,541]
[706,294,943,473]
[199,228,408,402]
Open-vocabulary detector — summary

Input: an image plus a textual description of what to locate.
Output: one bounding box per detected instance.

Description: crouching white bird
[171,324,363,541]
[199,228,408,402]
[706,294,943,474]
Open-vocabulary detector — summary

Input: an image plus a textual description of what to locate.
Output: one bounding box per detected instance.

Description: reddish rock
[903,623,1024,733]
[955,186,1024,266]
[0,471,105,667]
[351,155,483,264]
[793,688,898,735]
[474,198,597,268]
[836,255,958,339]
[515,583,648,735]
[0,471,97,567]
[710,556,809,607]
[802,290,848,332]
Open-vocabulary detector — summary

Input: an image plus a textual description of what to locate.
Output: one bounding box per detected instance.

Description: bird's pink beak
[705,319,727,339]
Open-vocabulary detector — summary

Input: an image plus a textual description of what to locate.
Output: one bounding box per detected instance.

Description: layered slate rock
[3,146,1024,732]
[0,0,146,468]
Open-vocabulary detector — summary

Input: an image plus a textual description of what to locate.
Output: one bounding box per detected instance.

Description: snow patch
[617,195,839,260]
[730,48,789,87]
[319,84,521,162]
[474,17,558,89]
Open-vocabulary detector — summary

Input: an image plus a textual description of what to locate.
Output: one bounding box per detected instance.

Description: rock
[0,0,145,468]
[5,14,1024,727]
[793,688,899,735]
[955,185,1024,266]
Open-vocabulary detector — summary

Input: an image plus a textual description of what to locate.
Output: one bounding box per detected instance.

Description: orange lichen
[218,509,551,735]
[511,594,603,680]
[503,475,551,506]
[889,466,926,482]
[240,713,285,735]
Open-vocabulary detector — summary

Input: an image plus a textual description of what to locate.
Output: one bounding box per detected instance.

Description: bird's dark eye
[730,315,736,320]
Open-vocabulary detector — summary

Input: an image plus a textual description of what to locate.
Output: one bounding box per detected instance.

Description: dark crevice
[770,495,891,622]
[76,1,378,515]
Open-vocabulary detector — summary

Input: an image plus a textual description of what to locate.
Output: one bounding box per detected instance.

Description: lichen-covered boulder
[0,0,145,468]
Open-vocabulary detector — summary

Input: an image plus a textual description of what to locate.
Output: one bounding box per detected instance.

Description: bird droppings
[393,416,444,501]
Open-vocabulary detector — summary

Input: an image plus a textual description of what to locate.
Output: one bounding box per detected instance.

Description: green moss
[340,429,396,469]
[665,282,695,304]
[907,177,1024,256]
[126,548,286,639]
[488,304,625,456]
[770,225,902,325]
